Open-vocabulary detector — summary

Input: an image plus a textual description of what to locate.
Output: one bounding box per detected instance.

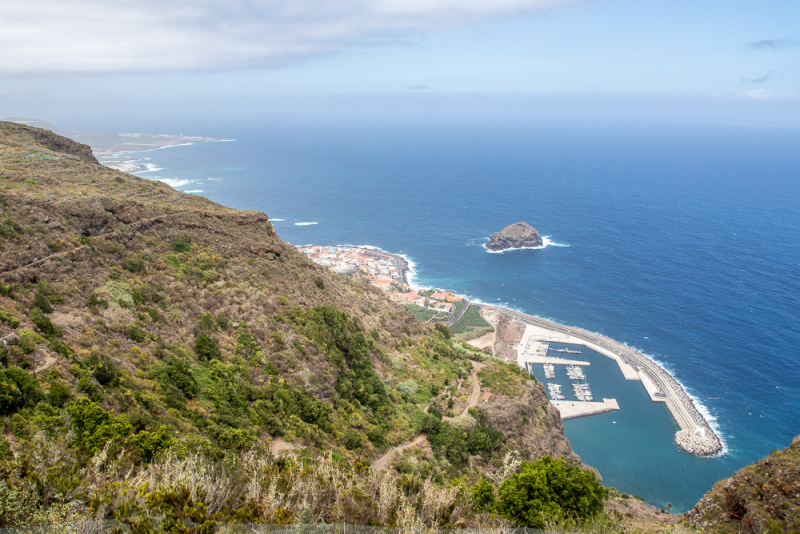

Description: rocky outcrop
[683,435,800,533]
[486,221,543,251]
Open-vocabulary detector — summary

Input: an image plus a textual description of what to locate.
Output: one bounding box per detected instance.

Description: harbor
[505,308,722,456]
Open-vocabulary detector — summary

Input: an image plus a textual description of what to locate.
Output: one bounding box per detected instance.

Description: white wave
[158,178,195,188]
[207,177,223,181]
[294,222,318,226]
[483,235,570,253]
[136,164,163,172]
[155,142,195,150]
[271,218,286,222]
[184,190,204,193]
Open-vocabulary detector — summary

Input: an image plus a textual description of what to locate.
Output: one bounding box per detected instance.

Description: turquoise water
[120,120,800,512]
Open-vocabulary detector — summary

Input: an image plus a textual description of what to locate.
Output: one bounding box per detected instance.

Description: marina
[506,308,722,456]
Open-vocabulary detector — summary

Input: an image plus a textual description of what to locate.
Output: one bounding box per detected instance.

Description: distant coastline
[299,242,723,457]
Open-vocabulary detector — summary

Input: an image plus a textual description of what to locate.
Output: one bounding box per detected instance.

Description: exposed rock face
[487,221,543,251]
[683,435,800,533]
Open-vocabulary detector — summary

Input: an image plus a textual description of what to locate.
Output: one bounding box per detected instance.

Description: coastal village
[298,245,470,322]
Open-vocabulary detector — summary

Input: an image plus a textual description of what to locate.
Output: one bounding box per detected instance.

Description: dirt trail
[374,434,427,471]
[34,353,58,374]
[270,437,296,456]
[461,361,487,415]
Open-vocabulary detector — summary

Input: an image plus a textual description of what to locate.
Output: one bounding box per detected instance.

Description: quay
[553,398,620,420]
[525,355,589,366]
[503,308,722,456]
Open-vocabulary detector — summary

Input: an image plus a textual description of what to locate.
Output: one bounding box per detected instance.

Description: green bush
[494,455,605,528]
[33,291,52,314]
[66,398,133,454]
[30,308,59,337]
[77,376,104,402]
[0,366,41,414]
[0,309,20,328]
[18,330,43,354]
[171,238,191,253]
[195,334,221,361]
[86,292,108,311]
[130,425,175,463]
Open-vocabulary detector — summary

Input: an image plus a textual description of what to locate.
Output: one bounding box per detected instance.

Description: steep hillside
[683,435,800,533]
[0,122,593,528]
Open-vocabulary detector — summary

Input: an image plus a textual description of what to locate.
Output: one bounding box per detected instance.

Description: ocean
[117,118,799,512]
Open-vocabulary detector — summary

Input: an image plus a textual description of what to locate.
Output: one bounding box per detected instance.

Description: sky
[1,0,799,130]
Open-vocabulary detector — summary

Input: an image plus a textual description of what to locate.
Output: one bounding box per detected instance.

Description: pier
[553,398,620,420]
[503,308,722,456]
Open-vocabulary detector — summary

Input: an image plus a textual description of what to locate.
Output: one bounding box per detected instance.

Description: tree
[495,456,605,528]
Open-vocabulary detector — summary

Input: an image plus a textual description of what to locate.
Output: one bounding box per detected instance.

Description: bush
[18,330,43,354]
[66,398,133,454]
[33,291,52,314]
[343,430,364,450]
[0,309,20,328]
[30,308,59,337]
[195,334,221,361]
[494,456,605,528]
[130,425,175,463]
[171,238,191,253]
[0,366,41,414]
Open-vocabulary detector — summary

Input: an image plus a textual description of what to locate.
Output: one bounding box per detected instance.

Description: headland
[297,243,723,457]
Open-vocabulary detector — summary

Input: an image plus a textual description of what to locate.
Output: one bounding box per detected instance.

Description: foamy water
[483,235,570,253]
[294,222,318,226]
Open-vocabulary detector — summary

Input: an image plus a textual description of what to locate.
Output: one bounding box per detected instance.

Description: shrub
[494,456,605,528]
[314,277,325,290]
[0,309,20,328]
[0,366,41,414]
[343,430,364,450]
[86,354,121,386]
[130,425,175,463]
[77,376,104,402]
[86,292,109,311]
[171,238,191,253]
[30,308,59,337]
[122,254,146,273]
[195,334,221,361]
[18,330,43,354]
[33,291,52,314]
[66,398,133,454]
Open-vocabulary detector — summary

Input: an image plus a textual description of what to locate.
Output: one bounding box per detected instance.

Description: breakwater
[500,308,722,456]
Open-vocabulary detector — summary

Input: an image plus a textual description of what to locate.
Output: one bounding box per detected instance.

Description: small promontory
[487,221,543,251]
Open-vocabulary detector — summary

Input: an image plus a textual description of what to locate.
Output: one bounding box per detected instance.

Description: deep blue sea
[119,119,799,512]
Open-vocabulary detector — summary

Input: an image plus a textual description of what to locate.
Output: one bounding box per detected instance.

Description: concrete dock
[553,398,620,420]
[504,308,722,456]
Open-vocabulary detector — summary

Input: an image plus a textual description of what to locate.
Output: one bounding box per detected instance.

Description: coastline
[388,253,722,457]
[297,242,722,457]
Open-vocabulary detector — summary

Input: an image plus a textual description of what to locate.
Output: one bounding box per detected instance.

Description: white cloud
[0,0,579,73]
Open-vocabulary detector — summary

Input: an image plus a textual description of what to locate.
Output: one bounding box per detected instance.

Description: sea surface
[116,119,799,512]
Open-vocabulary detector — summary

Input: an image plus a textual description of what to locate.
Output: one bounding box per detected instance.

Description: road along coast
[499,308,722,456]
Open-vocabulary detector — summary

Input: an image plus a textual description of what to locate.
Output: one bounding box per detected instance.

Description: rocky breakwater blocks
[486,221,543,251]
[675,428,722,456]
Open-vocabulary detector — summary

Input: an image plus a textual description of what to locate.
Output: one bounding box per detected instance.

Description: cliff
[0,122,586,528]
[683,435,800,533]
[486,221,543,251]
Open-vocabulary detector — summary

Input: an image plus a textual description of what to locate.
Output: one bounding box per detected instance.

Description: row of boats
[547,383,565,400]
[544,363,593,402]
[548,347,583,354]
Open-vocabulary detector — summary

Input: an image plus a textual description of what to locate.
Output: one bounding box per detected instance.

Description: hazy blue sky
[1,0,798,130]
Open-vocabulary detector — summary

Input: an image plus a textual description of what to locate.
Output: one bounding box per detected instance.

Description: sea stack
[487,222,543,251]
